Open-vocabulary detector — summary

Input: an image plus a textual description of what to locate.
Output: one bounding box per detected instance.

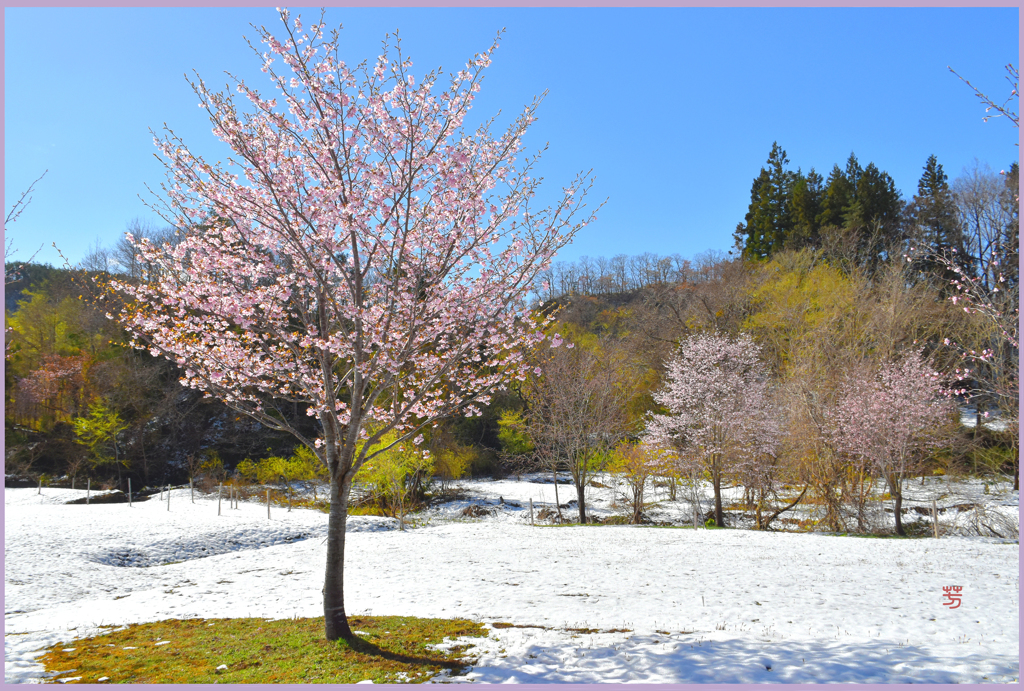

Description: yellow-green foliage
[434,441,474,483]
[72,401,128,469]
[743,251,860,373]
[547,321,653,432]
[236,446,327,485]
[7,289,87,366]
[355,431,434,513]
[200,451,228,482]
[553,321,599,352]
[606,442,665,523]
[497,409,534,455]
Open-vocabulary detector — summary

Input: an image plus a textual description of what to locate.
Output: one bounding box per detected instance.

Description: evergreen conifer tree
[844,161,903,271]
[787,167,823,250]
[817,164,854,230]
[738,142,796,259]
[908,155,963,283]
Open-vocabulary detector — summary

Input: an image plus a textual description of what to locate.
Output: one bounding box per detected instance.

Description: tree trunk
[764,486,807,531]
[632,479,645,525]
[553,467,563,521]
[712,458,724,527]
[576,478,587,524]
[323,470,355,641]
[1007,446,1015,495]
[889,476,904,536]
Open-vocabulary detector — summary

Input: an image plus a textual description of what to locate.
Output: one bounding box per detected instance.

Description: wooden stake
[190,478,194,504]
[932,499,939,538]
[167,485,171,511]
[38,476,42,495]
[267,489,271,519]
[87,478,91,505]
[530,498,534,526]
[128,478,132,507]
[218,483,222,516]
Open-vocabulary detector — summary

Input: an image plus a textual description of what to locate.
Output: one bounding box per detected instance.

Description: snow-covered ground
[4,475,1019,684]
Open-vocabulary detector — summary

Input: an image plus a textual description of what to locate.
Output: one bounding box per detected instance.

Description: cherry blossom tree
[938,253,1019,488]
[948,63,1018,133]
[644,331,778,527]
[107,9,597,641]
[4,170,46,283]
[5,171,46,357]
[827,352,953,536]
[943,61,1019,488]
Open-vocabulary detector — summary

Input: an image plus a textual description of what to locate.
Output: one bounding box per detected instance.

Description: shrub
[433,442,474,494]
[606,442,663,524]
[354,431,434,522]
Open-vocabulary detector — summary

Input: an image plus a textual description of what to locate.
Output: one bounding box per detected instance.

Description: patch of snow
[4,478,1018,684]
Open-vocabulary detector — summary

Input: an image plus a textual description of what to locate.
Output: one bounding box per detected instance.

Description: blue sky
[4,7,1019,269]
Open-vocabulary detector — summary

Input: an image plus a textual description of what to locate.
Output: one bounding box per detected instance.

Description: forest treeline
[539,149,1018,300]
[4,148,1018,535]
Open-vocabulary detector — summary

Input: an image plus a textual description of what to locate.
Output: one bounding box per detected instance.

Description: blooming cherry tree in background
[827,352,953,536]
[107,9,597,641]
[938,254,1019,488]
[645,332,779,527]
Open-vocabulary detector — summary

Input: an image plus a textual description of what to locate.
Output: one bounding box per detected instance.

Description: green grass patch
[37,615,487,684]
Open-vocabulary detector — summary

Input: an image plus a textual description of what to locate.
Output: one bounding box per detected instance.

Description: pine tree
[787,167,823,250]
[843,161,904,271]
[738,142,797,259]
[844,153,863,189]
[817,164,854,231]
[908,155,962,284]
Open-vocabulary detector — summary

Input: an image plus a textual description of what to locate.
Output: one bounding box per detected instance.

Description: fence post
[87,478,91,505]
[267,490,271,519]
[38,476,42,495]
[128,479,132,507]
[932,500,939,538]
[218,483,222,516]
[530,498,534,526]
[190,478,194,504]
[167,485,171,511]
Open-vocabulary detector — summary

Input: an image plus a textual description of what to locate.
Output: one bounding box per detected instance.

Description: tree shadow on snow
[481,633,1018,684]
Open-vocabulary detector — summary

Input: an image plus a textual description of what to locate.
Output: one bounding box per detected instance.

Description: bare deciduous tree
[525,338,642,523]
